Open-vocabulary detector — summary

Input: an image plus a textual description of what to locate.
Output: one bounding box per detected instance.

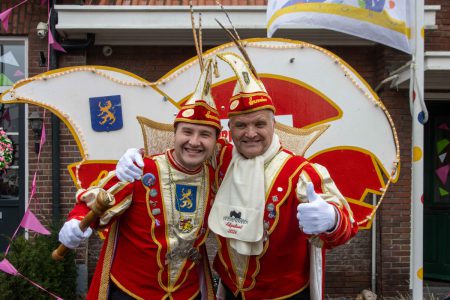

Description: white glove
[116,148,144,182]
[296,182,337,235]
[58,219,93,249]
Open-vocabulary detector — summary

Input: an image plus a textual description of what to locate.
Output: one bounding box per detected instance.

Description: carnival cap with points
[217,52,275,117]
[174,59,222,131]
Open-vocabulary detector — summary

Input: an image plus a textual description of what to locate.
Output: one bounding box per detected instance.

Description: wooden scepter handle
[52,188,114,261]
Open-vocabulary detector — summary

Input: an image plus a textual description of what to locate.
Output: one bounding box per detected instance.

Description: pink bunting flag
[29,171,37,201]
[48,31,66,53]
[39,120,46,151]
[0,0,28,32]
[436,164,450,185]
[14,69,24,77]
[438,123,449,130]
[0,258,18,276]
[0,8,13,32]
[20,209,50,235]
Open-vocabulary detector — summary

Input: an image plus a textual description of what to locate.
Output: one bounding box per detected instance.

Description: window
[0,38,27,251]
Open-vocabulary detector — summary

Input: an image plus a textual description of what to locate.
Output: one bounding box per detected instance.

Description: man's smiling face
[173,122,217,170]
[229,109,275,159]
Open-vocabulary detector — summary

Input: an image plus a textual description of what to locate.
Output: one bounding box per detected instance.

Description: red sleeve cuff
[319,202,356,248]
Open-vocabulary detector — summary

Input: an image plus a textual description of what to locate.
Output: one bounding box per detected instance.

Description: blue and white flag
[267,0,412,54]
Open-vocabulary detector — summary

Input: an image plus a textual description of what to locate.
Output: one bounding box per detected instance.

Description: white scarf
[208,134,281,255]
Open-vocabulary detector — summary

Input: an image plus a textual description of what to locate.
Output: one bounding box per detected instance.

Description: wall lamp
[28,111,43,154]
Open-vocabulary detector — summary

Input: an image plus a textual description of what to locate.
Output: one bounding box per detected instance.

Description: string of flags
[0,0,65,53]
[1,7,64,290]
[0,110,62,299]
[1,0,36,32]
[1,3,66,297]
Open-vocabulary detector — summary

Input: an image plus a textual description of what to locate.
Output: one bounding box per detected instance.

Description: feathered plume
[190,1,204,71]
[215,1,259,79]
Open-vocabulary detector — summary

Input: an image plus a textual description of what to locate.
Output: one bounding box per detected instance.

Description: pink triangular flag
[0,8,12,32]
[0,258,18,276]
[40,121,46,146]
[14,69,24,77]
[20,209,50,235]
[48,31,66,53]
[436,164,450,185]
[438,123,449,130]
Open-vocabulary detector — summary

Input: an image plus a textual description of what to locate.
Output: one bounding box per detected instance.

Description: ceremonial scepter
[51,182,124,260]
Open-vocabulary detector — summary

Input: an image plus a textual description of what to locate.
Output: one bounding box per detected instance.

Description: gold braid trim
[98,221,118,300]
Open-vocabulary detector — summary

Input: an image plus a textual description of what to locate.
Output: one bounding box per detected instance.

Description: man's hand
[296,182,337,235]
[116,148,144,182]
[58,219,93,249]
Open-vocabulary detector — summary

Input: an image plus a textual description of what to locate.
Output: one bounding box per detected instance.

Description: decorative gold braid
[89,170,109,187]
[98,221,118,300]
[166,157,206,236]
[75,156,88,188]
[180,96,219,114]
[165,155,207,287]
[201,248,215,299]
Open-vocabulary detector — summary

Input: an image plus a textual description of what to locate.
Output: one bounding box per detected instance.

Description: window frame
[0,36,29,218]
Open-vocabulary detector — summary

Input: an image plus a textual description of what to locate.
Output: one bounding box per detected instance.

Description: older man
[117,53,357,300]
[59,59,220,300]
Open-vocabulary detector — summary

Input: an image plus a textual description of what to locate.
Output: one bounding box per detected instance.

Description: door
[0,39,27,252]
[424,101,450,281]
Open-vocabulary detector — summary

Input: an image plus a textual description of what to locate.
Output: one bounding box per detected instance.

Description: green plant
[0,223,77,300]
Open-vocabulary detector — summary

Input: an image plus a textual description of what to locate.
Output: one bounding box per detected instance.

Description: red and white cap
[217,52,275,117]
[174,59,221,131]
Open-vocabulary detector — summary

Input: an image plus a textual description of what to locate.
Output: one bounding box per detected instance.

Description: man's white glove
[116,148,144,182]
[58,219,93,249]
[296,182,337,235]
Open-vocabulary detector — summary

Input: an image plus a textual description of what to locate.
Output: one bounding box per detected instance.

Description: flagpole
[411,0,425,299]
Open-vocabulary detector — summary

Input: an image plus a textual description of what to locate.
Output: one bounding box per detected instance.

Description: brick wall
[373,47,412,297]
[5,0,450,298]
[0,1,47,36]
[426,0,450,51]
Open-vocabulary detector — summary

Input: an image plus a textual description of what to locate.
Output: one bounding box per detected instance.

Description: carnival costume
[208,53,358,300]
[63,60,221,300]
